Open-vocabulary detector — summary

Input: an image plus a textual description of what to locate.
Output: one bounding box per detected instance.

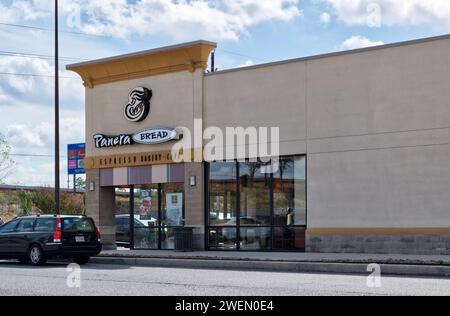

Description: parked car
[211,216,270,246]
[0,215,102,266]
[115,214,157,248]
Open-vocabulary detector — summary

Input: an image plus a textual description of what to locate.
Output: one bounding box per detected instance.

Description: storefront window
[273,156,306,226]
[208,227,237,250]
[273,227,306,251]
[239,162,271,226]
[161,183,184,227]
[133,185,159,249]
[115,188,131,248]
[130,183,184,250]
[240,227,271,250]
[207,156,307,251]
[208,162,237,226]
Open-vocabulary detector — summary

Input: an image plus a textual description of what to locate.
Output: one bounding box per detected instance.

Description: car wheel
[73,257,90,265]
[29,244,47,266]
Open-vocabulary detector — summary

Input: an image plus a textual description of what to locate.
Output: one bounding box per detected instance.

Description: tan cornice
[66,40,217,88]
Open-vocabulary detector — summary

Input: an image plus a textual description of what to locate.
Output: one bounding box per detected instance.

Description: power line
[10,153,68,158]
[220,49,267,62]
[0,49,87,62]
[0,21,106,38]
[0,71,79,79]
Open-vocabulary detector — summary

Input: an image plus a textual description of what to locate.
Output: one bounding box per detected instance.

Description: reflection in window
[134,186,159,249]
[273,156,306,226]
[239,162,271,226]
[161,183,184,227]
[240,227,271,250]
[209,162,237,226]
[273,227,306,251]
[208,227,237,250]
[207,156,307,252]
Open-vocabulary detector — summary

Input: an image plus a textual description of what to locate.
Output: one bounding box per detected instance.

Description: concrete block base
[306,234,450,255]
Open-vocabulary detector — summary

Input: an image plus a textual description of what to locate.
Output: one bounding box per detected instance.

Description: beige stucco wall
[85,68,204,157]
[204,36,450,229]
[204,61,307,157]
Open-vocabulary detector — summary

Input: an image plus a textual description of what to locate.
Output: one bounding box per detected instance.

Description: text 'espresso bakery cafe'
[68,36,450,255]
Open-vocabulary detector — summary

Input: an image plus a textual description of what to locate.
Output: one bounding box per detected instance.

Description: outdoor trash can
[174,227,194,252]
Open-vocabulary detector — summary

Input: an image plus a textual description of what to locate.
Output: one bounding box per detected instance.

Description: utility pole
[55,0,60,214]
[211,49,215,73]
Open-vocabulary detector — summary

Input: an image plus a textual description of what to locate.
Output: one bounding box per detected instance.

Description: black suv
[0,215,102,266]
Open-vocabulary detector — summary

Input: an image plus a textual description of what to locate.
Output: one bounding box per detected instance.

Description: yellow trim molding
[84,148,204,170]
[67,40,217,88]
[307,228,450,235]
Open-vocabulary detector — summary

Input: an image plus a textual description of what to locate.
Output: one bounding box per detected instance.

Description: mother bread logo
[124,87,153,122]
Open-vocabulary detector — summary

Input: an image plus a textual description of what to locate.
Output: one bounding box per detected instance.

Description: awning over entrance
[100,164,185,187]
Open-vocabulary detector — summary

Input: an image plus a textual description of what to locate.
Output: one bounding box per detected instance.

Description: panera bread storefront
[68,35,450,254]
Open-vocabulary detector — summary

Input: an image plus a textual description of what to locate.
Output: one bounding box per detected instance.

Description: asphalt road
[1,260,450,296]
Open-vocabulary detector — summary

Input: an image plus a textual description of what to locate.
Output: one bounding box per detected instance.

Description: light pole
[55,0,60,214]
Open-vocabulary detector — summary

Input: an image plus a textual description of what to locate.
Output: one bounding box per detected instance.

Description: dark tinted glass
[239,162,271,225]
[35,218,56,232]
[0,220,19,233]
[273,227,306,251]
[208,227,237,250]
[16,219,35,232]
[63,218,95,233]
[209,162,237,226]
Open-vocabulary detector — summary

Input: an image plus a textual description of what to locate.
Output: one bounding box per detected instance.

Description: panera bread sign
[94,128,180,149]
[94,88,181,149]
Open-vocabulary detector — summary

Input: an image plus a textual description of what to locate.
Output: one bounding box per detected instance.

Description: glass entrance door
[133,185,159,249]
[133,183,184,250]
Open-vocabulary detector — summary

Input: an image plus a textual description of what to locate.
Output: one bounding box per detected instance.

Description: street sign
[68,143,86,175]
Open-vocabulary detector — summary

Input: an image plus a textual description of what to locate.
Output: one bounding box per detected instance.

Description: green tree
[75,177,86,191]
[17,190,33,216]
[0,133,15,184]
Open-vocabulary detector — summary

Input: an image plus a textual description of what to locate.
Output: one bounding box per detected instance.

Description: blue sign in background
[68,143,86,175]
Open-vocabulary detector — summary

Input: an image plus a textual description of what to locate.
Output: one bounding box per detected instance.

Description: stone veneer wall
[306,234,450,255]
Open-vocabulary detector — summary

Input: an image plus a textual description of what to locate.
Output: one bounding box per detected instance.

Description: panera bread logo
[94,128,180,149]
[124,87,152,122]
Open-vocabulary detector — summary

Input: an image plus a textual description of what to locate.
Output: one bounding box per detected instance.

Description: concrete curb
[91,257,450,278]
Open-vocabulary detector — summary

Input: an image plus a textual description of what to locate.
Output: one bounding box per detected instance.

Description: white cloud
[0,56,84,109]
[323,0,450,29]
[1,0,301,41]
[237,60,254,68]
[339,35,384,50]
[0,105,85,186]
[0,0,51,23]
[320,12,331,24]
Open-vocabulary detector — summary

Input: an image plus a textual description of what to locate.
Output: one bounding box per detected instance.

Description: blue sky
[0,0,449,186]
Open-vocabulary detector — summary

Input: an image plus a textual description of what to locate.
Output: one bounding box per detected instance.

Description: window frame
[34,218,57,233]
[16,219,36,233]
[0,220,20,234]
[206,155,307,252]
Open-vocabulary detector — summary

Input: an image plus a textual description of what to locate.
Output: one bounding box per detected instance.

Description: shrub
[31,189,55,214]
[61,193,85,215]
[17,190,33,216]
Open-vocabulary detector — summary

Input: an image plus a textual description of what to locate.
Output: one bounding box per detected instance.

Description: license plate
[75,236,85,243]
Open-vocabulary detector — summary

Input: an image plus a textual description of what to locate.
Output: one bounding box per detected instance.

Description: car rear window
[35,218,56,232]
[63,218,95,233]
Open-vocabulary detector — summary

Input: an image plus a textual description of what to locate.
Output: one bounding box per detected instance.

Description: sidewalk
[92,249,450,277]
